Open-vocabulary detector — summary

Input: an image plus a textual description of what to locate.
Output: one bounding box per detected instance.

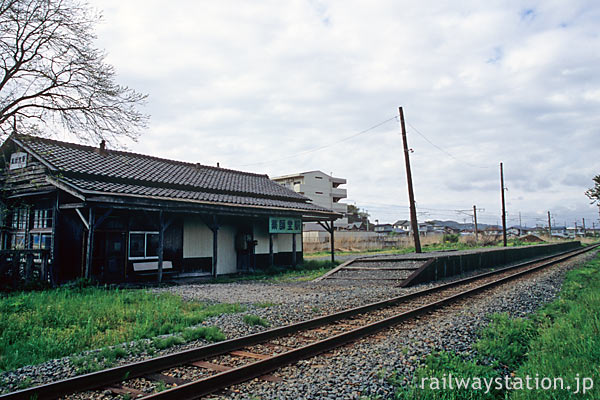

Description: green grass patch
[386,252,600,400]
[0,286,244,372]
[511,255,600,400]
[474,313,537,371]
[392,351,501,400]
[243,314,270,327]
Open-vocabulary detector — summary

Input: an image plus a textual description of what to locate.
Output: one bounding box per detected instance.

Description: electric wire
[405,121,493,170]
[235,115,398,167]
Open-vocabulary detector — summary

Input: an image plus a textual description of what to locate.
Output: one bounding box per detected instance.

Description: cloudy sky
[87,0,600,228]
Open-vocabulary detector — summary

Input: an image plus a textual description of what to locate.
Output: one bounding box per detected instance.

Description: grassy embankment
[305,239,536,259]
[382,252,600,399]
[0,286,246,374]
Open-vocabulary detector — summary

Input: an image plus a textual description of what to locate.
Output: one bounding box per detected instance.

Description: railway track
[3,244,598,400]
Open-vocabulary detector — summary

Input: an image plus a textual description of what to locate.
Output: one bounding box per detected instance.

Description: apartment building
[272,171,348,226]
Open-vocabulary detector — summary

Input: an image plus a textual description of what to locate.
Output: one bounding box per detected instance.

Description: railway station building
[0,134,339,284]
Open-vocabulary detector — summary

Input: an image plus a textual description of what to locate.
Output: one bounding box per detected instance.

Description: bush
[443,234,460,243]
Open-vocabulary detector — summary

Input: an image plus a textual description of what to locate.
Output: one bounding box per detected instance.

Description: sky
[85,0,600,229]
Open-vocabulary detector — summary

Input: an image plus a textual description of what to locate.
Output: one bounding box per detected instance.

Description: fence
[0,249,53,288]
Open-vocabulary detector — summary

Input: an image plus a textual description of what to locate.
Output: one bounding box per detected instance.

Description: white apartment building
[272,170,348,226]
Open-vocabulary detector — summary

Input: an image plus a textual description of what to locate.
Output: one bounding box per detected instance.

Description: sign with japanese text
[269,217,302,234]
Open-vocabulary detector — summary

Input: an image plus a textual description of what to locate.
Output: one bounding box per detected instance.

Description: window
[315,191,323,194]
[11,233,25,249]
[33,209,53,229]
[315,176,323,179]
[11,208,28,230]
[30,233,52,249]
[128,232,159,259]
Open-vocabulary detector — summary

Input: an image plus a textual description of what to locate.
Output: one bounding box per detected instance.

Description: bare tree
[586,175,600,204]
[0,0,148,144]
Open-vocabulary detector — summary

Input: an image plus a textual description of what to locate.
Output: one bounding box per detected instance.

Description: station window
[11,233,26,249]
[30,233,52,249]
[33,209,53,229]
[11,208,29,230]
[128,231,159,260]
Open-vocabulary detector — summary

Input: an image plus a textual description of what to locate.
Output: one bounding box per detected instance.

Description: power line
[405,121,493,170]
[236,115,398,167]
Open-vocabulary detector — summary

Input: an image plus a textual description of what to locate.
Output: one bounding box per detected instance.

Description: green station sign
[269,217,302,234]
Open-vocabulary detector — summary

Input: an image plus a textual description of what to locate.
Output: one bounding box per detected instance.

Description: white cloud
[87,0,600,227]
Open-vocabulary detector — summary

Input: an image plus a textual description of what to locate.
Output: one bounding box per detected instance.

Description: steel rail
[144,243,599,399]
[2,244,597,400]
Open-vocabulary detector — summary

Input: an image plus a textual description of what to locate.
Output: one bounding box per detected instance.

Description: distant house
[484,226,503,235]
[343,221,365,231]
[392,220,410,233]
[374,224,394,234]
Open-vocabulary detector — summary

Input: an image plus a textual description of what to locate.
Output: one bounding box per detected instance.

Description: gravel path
[0,250,595,398]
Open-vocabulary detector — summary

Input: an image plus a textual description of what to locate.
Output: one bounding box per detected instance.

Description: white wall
[183,216,212,258]
[276,233,301,252]
[217,224,236,275]
[254,223,270,254]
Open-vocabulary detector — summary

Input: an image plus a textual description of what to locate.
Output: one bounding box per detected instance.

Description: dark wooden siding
[0,152,54,196]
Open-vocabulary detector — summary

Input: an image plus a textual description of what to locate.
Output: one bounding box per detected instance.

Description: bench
[133,261,173,272]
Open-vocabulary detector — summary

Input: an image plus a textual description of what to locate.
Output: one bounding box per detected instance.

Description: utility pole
[500,162,507,247]
[574,221,578,237]
[519,212,522,235]
[547,211,552,239]
[473,205,479,243]
[399,106,421,253]
[582,218,586,237]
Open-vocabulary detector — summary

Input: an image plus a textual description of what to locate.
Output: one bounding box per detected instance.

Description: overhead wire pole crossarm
[398,106,421,253]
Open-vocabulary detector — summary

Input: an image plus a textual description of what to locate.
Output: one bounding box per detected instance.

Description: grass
[243,314,270,327]
[385,252,600,400]
[305,240,534,259]
[0,286,244,372]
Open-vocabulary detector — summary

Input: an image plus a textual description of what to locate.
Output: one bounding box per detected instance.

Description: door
[104,232,125,282]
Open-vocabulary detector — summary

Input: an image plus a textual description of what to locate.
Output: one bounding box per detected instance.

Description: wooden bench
[133,260,173,272]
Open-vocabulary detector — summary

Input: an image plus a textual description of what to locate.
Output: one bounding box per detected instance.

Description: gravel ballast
[1,250,596,398]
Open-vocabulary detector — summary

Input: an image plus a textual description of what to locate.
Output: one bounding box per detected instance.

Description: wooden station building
[0,134,339,284]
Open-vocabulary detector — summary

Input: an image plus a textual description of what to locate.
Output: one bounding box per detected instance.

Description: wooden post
[547,211,552,239]
[500,162,507,247]
[50,193,59,287]
[85,207,95,279]
[41,252,48,284]
[212,228,218,277]
[292,233,297,267]
[330,220,335,263]
[399,106,422,253]
[11,251,19,286]
[473,205,479,243]
[25,253,33,282]
[269,233,274,267]
[157,210,164,283]
[211,216,219,278]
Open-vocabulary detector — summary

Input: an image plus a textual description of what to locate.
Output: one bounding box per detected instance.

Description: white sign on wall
[9,152,27,170]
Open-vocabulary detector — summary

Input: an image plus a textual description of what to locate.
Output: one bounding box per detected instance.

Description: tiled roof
[12,135,336,215]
